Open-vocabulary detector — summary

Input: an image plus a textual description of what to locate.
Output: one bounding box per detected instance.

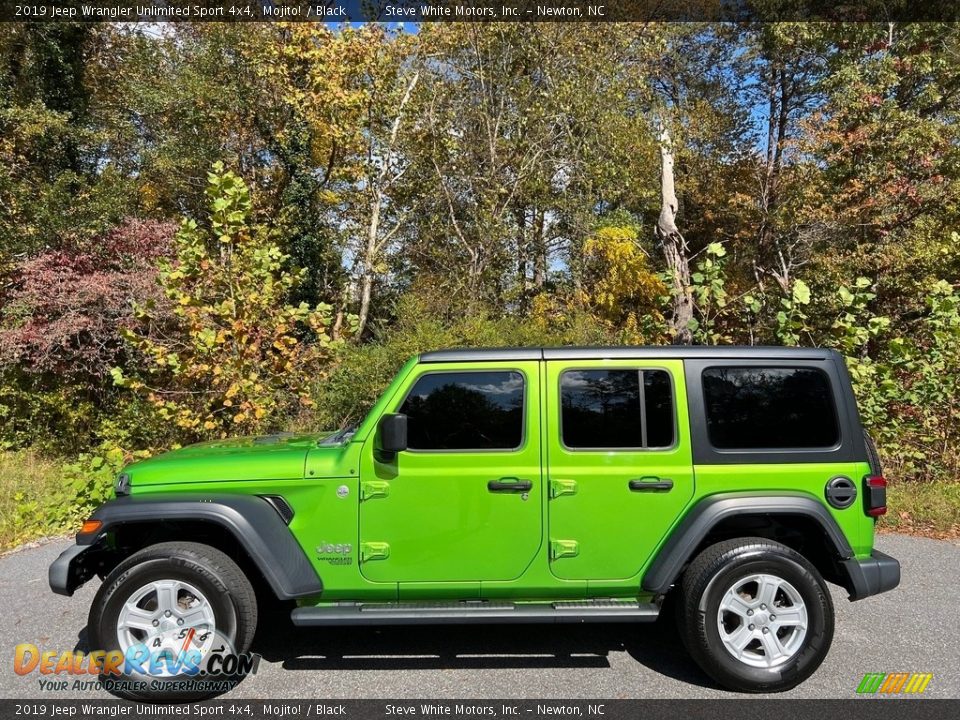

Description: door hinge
[361,481,390,501]
[549,479,578,499]
[550,539,579,560]
[360,542,390,563]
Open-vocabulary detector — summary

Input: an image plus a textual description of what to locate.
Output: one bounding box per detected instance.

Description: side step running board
[291,600,660,626]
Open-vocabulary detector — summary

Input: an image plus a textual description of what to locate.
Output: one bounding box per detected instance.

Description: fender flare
[641,491,854,594]
[49,494,322,599]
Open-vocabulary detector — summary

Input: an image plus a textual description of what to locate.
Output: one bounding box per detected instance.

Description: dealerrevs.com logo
[856,673,933,696]
[13,629,259,695]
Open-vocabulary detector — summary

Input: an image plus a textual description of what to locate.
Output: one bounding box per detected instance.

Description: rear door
[358,362,543,583]
[545,359,694,581]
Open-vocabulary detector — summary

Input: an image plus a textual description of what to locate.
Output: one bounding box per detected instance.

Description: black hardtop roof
[419,346,841,363]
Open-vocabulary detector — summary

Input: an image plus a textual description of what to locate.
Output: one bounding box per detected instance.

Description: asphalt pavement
[1,534,957,699]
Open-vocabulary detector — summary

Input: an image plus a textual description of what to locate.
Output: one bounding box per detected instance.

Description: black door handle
[629,477,674,492]
[488,478,533,493]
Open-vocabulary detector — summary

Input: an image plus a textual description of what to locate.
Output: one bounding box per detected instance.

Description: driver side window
[398,371,525,451]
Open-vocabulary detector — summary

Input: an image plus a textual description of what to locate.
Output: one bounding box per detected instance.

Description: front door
[359,362,543,583]
[545,360,694,581]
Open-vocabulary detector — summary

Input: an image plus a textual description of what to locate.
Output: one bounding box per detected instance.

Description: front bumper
[841,550,901,601]
[49,543,102,596]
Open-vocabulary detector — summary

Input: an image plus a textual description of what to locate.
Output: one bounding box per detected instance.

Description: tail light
[863,475,887,517]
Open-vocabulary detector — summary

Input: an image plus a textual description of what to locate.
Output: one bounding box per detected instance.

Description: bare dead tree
[655,123,694,345]
[354,70,420,338]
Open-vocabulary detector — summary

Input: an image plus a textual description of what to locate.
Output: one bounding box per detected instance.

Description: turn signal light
[79,519,102,535]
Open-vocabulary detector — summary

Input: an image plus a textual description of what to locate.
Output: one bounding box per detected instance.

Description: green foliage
[774,280,812,347]
[59,443,150,524]
[880,480,960,538]
[305,292,611,432]
[826,277,893,433]
[831,278,890,356]
[688,242,730,345]
[117,164,351,440]
[878,281,960,481]
[0,26,137,256]
[0,450,63,548]
[0,379,97,454]
[819,271,960,484]
[0,445,151,549]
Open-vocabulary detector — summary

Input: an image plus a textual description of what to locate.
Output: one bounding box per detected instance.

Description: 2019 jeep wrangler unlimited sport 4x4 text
[49,346,899,697]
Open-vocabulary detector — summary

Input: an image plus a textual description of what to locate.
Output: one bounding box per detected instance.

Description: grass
[879,480,960,539]
[0,450,70,551]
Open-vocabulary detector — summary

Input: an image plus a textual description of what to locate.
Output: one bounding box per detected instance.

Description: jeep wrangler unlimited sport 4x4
[50,346,899,696]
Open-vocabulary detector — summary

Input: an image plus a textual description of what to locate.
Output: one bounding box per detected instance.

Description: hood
[123,432,334,488]
[161,432,329,456]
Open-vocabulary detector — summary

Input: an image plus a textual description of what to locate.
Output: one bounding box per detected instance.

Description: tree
[116,165,348,439]
[576,225,666,343]
[801,22,960,324]
[746,24,827,293]
[0,219,174,451]
[655,123,694,344]
[0,24,136,257]
[344,30,420,338]
[400,23,664,316]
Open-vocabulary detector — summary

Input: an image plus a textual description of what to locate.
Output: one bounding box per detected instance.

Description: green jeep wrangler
[50,347,899,696]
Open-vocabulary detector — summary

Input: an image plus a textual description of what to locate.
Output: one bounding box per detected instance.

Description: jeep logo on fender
[316,542,353,566]
[316,542,352,555]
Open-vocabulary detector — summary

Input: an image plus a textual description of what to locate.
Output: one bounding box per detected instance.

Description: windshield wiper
[319,425,358,445]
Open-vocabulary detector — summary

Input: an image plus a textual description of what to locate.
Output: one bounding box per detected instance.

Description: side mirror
[378,413,408,459]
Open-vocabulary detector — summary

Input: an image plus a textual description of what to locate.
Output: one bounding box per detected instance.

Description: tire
[677,537,834,693]
[87,541,258,702]
[864,430,883,475]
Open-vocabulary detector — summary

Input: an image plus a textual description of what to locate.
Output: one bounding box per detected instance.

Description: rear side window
[399,371,524,451]
[560,369,675,449]
[701,367,839,449]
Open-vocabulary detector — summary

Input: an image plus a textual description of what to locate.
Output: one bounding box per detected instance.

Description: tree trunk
[355,189,382,337]
[759,63,792,293]
[515,207,529,308]
[655,124,693,345]
[533,209,547,290]
[332,257,359,341]
[353,71,419,339]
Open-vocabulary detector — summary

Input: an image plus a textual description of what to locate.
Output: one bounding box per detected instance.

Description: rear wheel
[677,537,834,693]
[88,542,257,701]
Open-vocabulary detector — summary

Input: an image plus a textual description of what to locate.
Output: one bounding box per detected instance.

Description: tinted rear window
[701,367,839,449]
[399,371,525,451]
[560,369,674,449]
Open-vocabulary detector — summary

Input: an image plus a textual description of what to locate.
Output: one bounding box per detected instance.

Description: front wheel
[677,537,834,693]
[87,541,258,702]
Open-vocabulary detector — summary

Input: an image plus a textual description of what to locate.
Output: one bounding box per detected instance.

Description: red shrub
[0,219,175,379]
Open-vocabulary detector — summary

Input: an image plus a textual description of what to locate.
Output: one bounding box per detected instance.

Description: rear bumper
[842,550,901,601]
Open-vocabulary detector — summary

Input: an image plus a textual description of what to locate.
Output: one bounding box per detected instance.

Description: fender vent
[825,476,857,509]
[261,495,294,524]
